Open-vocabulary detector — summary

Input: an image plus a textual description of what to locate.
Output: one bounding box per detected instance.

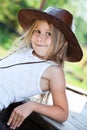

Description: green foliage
[65,60,87,90]
[0,29,15,50]
[44,0,69,8]
[0,0,42,49]
[24,0,41,8]
[76,17,87,45]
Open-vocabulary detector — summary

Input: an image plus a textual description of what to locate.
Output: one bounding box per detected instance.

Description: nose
[37,33,46,41]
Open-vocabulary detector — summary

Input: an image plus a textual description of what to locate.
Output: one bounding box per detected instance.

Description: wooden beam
[39,0,46,10]
[66,83,87,96]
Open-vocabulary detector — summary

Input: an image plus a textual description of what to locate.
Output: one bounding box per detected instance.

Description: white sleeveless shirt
[0,47,57,110]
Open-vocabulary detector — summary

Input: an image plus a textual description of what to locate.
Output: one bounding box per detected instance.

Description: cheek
[31,35,34,42]
[47,39,52,48]
[49,43,54,52]
[47,37,52,44]
[47,43,54,55]
[31,33,37,41]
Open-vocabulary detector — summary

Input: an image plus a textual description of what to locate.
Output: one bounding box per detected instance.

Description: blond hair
[13,20,68,66]
[49,26,68,66]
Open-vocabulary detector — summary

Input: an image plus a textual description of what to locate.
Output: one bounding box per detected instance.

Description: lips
[36,43,47,47]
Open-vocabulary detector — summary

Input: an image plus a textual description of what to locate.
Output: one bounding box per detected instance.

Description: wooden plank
[39,89,87,130]
[67,112,87,130]
[40,108,87,130]
[41,115,79,130]
[66,83,87,96]
[69,111,87,125]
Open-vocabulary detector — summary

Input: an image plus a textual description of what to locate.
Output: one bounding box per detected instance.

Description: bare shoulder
[49,65,63,73]
[45,65,66,91]
[46,65,64,79]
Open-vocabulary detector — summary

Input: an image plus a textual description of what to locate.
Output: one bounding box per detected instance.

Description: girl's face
[31,20,53,59]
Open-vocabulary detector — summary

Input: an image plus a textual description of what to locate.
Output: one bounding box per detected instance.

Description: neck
[32,51,48,60]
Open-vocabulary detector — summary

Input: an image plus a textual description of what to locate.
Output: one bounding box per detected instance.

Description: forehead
[35,20,53,29]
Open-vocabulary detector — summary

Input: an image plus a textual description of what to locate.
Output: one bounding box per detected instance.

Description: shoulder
[47,65,64,78]
[46,65,66,91]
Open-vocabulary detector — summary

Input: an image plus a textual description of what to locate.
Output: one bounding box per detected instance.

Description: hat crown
[44,7,73,30]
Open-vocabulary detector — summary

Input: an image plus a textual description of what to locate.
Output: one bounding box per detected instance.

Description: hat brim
[18,9,83,62]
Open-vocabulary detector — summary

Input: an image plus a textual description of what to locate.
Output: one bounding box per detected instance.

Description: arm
[33,65,69,122]
[7,66,68,129]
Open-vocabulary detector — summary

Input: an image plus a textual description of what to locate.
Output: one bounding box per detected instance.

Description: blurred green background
[0,0,87,90]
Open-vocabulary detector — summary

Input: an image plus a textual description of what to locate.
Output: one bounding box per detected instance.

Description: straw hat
[18,6,83,62]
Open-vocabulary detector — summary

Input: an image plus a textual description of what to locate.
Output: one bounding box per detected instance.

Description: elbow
[60,105,69,123]
[59,110,69,123]
[56,109,69,123]
[61,113,68,123]
[57,114,68,123]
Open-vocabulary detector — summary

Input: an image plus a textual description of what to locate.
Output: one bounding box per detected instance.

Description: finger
[17,117,24,128]
[11,116,23,129]
[10,113,19,129]
[7,111,16,126]
[11,114,25,129]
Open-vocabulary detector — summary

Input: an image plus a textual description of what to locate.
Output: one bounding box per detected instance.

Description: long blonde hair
[48,25,68,66]
[13,20,68,65]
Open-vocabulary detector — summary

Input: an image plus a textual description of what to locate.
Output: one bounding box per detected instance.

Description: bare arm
[33,66,69,121]
[7,66,68,129]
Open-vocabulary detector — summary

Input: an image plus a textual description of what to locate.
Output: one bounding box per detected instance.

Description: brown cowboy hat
[18,6,83,62]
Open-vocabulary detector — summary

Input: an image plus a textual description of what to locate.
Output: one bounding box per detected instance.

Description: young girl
[0,6,83,129]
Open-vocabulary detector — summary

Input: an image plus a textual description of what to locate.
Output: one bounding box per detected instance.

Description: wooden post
[39,0,46,10]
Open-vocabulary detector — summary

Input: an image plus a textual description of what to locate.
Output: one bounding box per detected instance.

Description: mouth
[36,44,47,47]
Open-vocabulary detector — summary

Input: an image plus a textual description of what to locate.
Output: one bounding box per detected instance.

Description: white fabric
[0,47,57,110]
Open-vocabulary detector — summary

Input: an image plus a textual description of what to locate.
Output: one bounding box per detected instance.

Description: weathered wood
[39,0,46,10]
[38,89,87,130]
[66,83,87,96]
[19,89,87,130]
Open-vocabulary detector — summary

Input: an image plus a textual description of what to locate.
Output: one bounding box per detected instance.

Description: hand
[7,102,33,129]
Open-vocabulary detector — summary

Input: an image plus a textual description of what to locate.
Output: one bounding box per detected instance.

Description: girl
[0,6,83,129]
